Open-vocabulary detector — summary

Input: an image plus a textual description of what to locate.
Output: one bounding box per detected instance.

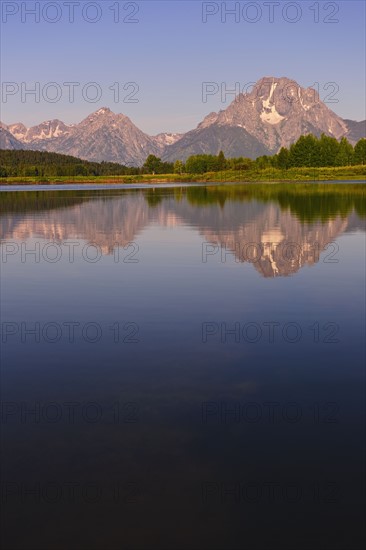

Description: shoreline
[1,175,365,186]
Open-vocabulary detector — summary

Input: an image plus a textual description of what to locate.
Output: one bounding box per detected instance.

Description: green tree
[255,155,271,169]
[185,155,207,174]
[143,155,162,174]
[289,134,320,167]
[277,147,290,169]
[174,160,184,174]
[354,138,366,165]
[318,134,340,166]
[217,150,226,170]
[228,157,253,171]
[335,137,354,166]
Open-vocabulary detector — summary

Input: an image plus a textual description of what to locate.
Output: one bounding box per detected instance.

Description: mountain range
[1,77,365,166]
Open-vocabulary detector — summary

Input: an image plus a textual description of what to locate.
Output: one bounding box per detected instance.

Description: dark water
[1,184,365,550]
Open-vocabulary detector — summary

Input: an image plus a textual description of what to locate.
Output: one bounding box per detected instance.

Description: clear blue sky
[1,0,365,134]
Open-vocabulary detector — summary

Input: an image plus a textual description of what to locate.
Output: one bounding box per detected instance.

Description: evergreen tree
[289,135,320,167]
[354,138,366,165]
[318,134,340,166]
[277,147,290,169]
[217,150,226,170]
[335,137,354,166]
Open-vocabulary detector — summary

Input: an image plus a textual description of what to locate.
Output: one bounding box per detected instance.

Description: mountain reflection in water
[1,184,365,278]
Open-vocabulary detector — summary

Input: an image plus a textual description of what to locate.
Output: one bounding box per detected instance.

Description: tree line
[270,135,366,169]
[0,150,140,178]
[0,135,365,177]
[171,136,366,174]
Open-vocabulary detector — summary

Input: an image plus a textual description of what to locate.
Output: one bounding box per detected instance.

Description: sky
[0,0,365,134]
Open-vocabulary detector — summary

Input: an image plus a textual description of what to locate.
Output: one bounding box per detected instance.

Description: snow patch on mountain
[262,81,277,109]
[260,105,285,125]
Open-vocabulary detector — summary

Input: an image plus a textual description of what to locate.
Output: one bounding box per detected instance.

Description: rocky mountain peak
[7,122,28,140]
[95,107,112,115]
[203,75,351,151]
[78,107,130,129]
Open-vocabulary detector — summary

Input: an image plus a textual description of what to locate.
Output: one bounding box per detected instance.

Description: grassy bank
[0,165,365,185]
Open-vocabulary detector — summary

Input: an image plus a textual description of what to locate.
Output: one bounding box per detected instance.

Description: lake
[1,183,365,549]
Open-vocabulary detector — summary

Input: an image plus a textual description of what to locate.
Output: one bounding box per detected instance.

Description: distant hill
[344,119,366,143]
[0,149,136,177]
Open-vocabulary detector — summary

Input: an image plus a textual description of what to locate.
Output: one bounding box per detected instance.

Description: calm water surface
[1,183,365,549]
